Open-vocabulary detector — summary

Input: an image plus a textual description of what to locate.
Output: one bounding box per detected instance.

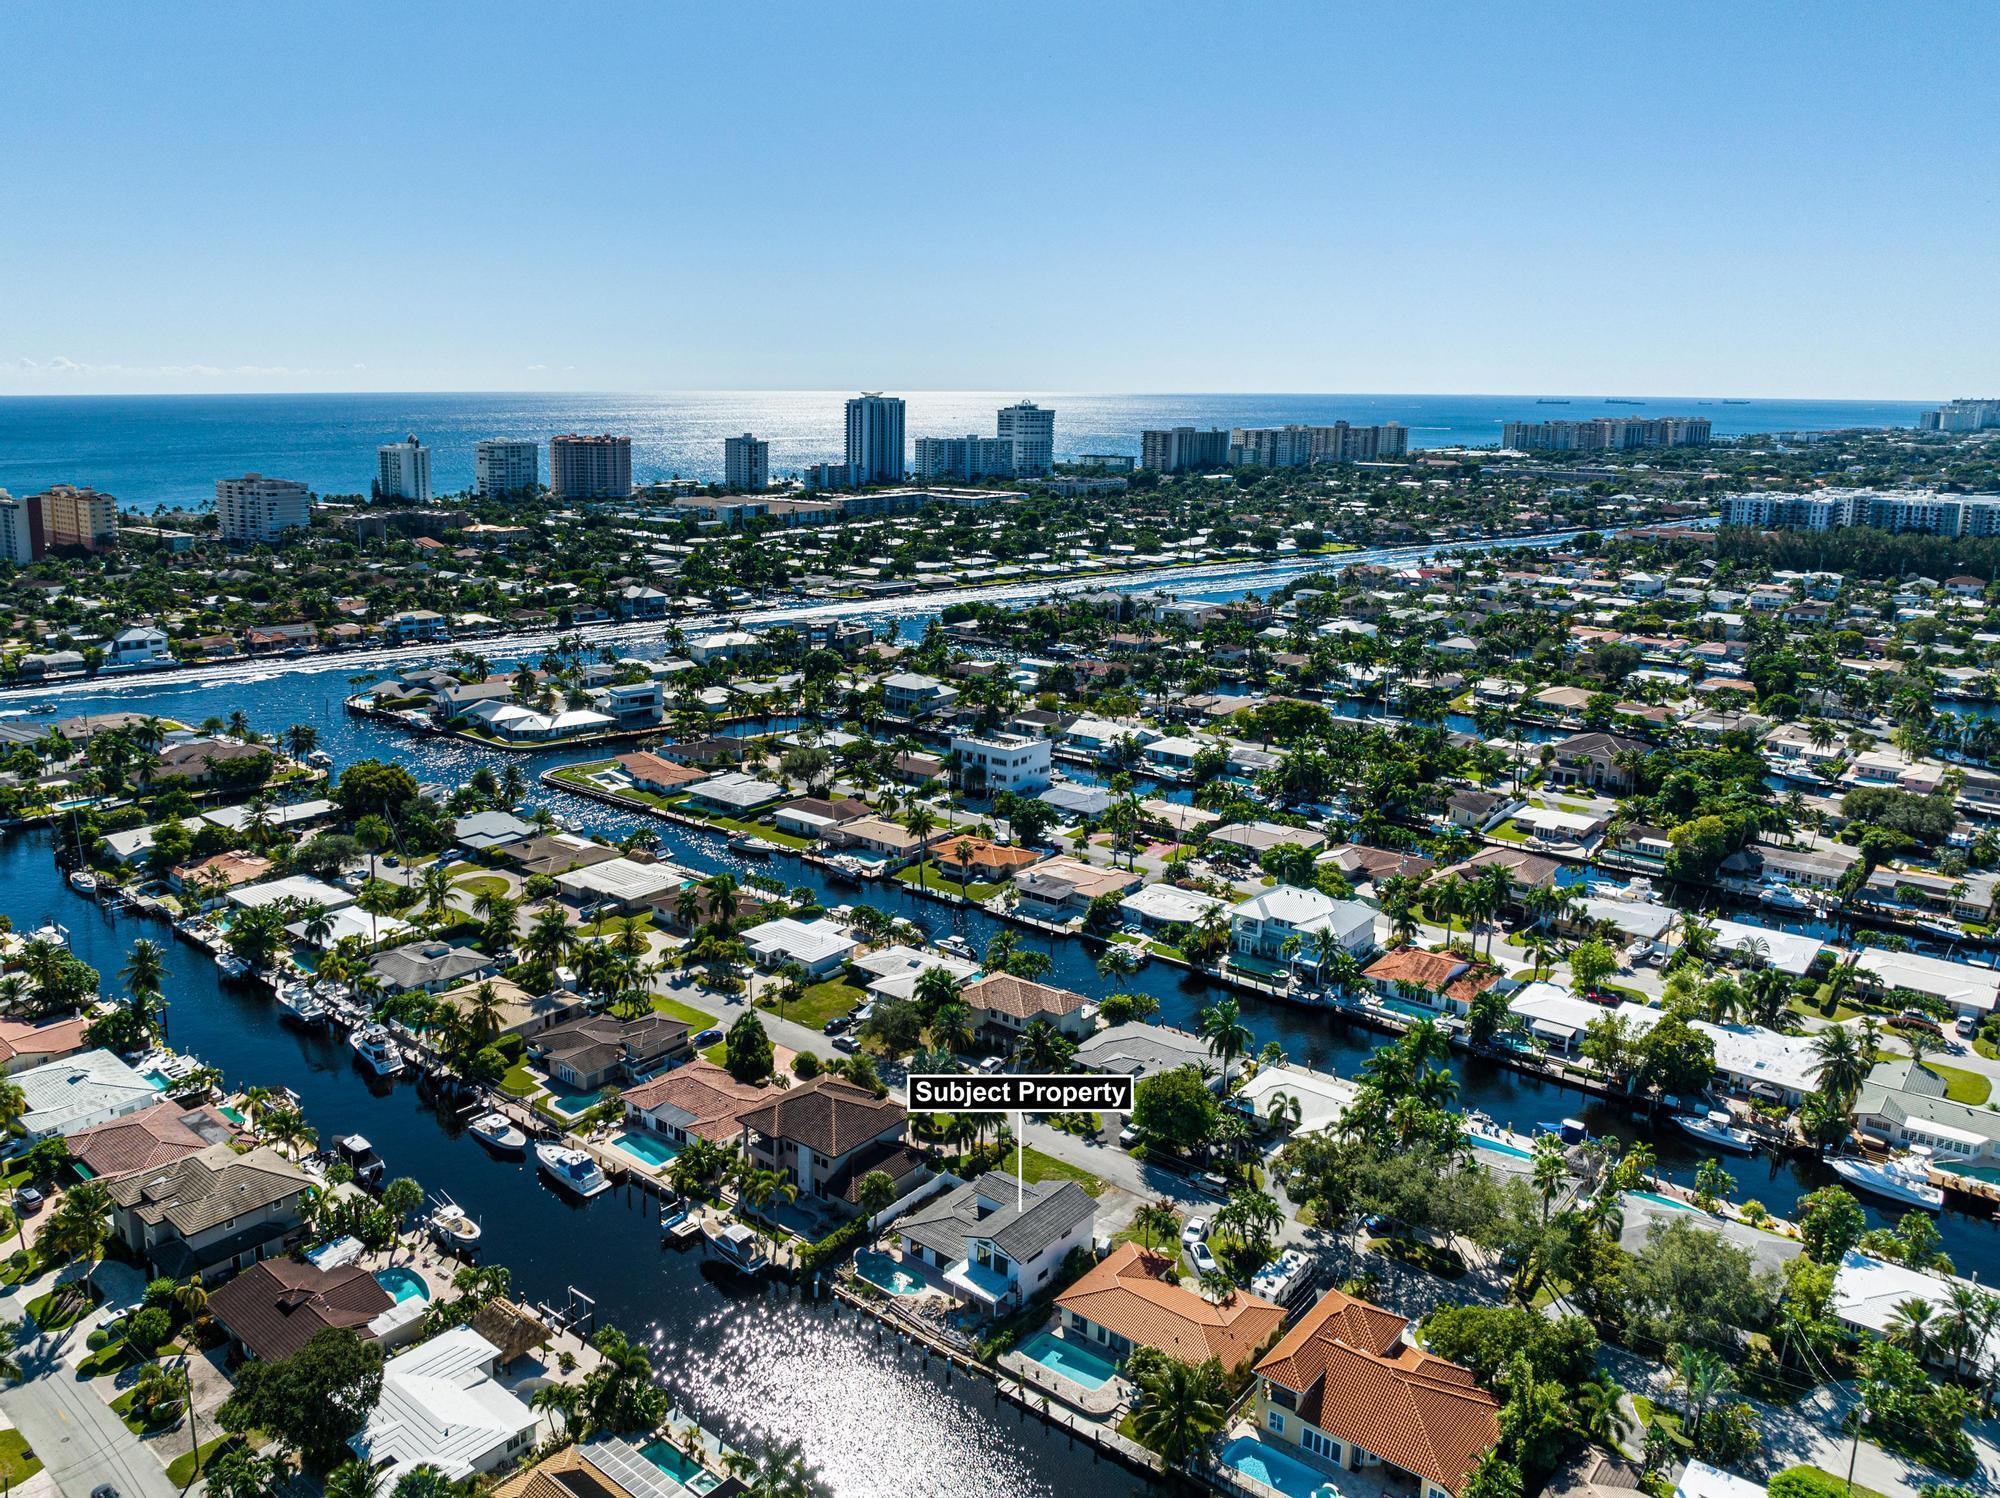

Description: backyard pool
[542,1083,611,1118]
[854,1250,926,1297]
[1216,1433,1341,1498]
[1469,1133,1531,1160]
[610,1130,680,1170]
[1015,1329,1119,1391]
[640,1438,723,1494]
[374,1267,430,1304]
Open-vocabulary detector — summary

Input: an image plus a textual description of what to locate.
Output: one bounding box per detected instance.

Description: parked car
[1957,1015,1979,1037]
[692,1028,723,1047]
[977,1056,1005,1074]
[831,1035,860,1054]
[1181,1216,1209,1248]
[1188,1240,1221,1275]
[13,1186,43,1216]
[1118,1125,1143,1148]
[821,1016,852,1035]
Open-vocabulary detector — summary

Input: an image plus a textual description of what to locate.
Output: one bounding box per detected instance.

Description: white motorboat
[1673,1108,1758,1155]
[937,934,976,960]
[26,920,69,949]
[703,1220,769,1274]
[727,834,778,857]
[67,870,98,895]
[215,953,251,979]
[276,984,326,1026]
[1759,882,1813,913]
[427,1196,482,1253]
[1830,1149,1944,1211]
[349,1024,405,1078]
[466,1111,528,1154]
[536,1142,610,1199]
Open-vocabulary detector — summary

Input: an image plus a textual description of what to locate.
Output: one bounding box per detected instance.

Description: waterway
[7,538,2000,1491]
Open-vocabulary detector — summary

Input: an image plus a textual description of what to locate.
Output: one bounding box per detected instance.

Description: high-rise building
[549,434,633,499]
[1920,399,2000,434]
[913,435,1016,482]
[844,393,906,484]
[215,473,311,544]
[996,400,1055,477]
[1074,454,1137,472]
[1718,487,2000,537]
[376,435,432,503]
[1140,427,1230,473]
[29,484,119,552]
[1502,417,1712,452]
[724,434,770,492]
[0,491,33,564]
[1226,422,1410,467]
[474,440,539,499]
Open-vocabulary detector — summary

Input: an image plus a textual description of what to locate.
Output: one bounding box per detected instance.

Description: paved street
[0,1328,179,1498]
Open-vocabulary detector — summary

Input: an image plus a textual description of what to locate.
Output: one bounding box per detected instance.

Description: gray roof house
[105,1143,311,1283]
[1071,1022,1217,1084]
[368,940,500,995]
[896,1171,1096,1312]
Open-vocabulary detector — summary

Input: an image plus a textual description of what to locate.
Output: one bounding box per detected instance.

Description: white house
[349,1327,538,1489]
[1852,947,2000,1019]
[1692,1020,1824,1106]
[1230,887,1375,964]
[742,916,859,978]
[895,1171,1097,1312]
[17,1050,163,1140]
[950,731,1052,795]
[106,626,172,668]
[882,673,958,718]
[1119,882,1229,933]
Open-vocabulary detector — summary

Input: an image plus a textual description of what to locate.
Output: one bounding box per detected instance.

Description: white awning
[944,1257,1012,1305]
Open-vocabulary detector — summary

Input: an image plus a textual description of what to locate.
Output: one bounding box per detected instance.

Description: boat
[1673,1108,1758,1155]
[465,1110,528,1154]
[536,1142,611,1199]
[427,1195,482,1253]
[1534,1117,1589,1145]
[26,919,69,948]
[215,953,251,979]
[349,1024,405,1078]
[703,1220,769,1274]
[305,749,334,768]
[1830,1149,1944,1211]
[276,984,326,1026]
[1759,882,1813,913]
[727,834,778,856]
[937,934,976,960]
[661,1203,702,1246]
[1722,398,1751,405]
[333,1134,387,1190]
[1535,398,1572,405]
[1604,876,1656,904]
[67,870,98,895]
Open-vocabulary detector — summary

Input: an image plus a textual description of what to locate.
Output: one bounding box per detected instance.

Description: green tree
[1127,1352,1228,1465]
[1131,1067,1219,1153]
[218,1326,385,1467]
[724,1012,774,1082]
[1797,1185,1867,1262]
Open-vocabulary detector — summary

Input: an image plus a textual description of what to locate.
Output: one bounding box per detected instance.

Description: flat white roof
[1710,918,1824,976]
[1853,947,2000,1013]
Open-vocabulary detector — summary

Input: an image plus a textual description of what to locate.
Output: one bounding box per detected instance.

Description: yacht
[67,870,98,896]
[333,1134,387,1190]
[426,1195,482,1253]
[703,1220,769,1274]
[1830,1149,1943,1211]
[26,920,69,949]
[465,1111,528,1153]
[349,1024,405,1078]
[305,749,334,768]
[536,1142,611,1199]
[937,934,976,960]
[215,953,251,979]
[1673,1108,1758,1155]
[727,834,778,857]
[1759,883,1814,913]
[276,984,326,1026]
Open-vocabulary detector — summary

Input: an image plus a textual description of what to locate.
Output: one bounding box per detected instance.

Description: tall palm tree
[902,804,937,890]
[1810,1024,1868,1106]
[1131,1200,1180,1251]
[1196,996,1253,1089]
[723,1438,829,1498]
[1886,1296,1938,1359]
[1128,1355,1228,1468]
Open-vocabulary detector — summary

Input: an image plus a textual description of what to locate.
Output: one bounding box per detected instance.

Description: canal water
[8,538,2000,1490]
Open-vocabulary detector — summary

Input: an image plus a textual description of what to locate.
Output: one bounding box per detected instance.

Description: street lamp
[1844,1404,1873,1497]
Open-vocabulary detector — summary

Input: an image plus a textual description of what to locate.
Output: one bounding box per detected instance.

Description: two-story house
[1230,887,1377,967]
[104,1143,311,1284]
[895,1171,1096,1312]
[528,1012,690,1093]
[736,1075,924,1214]
[106,626,173,669]
[881,672,959,719]
[960,973,1095,1043]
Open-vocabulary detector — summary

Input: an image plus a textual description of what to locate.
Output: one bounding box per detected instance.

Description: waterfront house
[170,850,276,906]
[1231,887,1376,968]
[1852,1076,2000,1176]
[16,1050,164,1140]
[613,751,712,796]
[950,730,1053,795]
[848,943,979,1003]
[1850,947,2000,1020]
[896,1171,1096,1312]
[368,939,499,996]
[931,835,1043,885]
[960,972,1095,1043]
[1549,731,1651,793]
[451,809,539,853]
[104,1143,310,1283]
[501,832,619,879]
[1056,1242,1284,1370]
[1119,882,1229,933]
[1072,1025,1217,1084]
[64,1099,243,1181]
[1234,1063,1358,1137]
[684,771,785,817]
[1012,856,1143,922]
[593,679,665,728]
[1361,948,1498,1017]
[0,1014,90,1075]
[736,1074,923,1212]
[1251,1287,1501,1498]
[770,795,870,841]
[742,916,860,978]
[146,739,270,784]
[881,672,958,719]
[622,1059,770,1147]
[382,609,450,644]
[349,1327,538,1490]
[1506,983,1661,1054]
[826,814,925,865]
[528,1012,690,1092]
[433,976,584,1040]
[107,625,172,668]
[1691,1020,1823,1106]
[207,1258,394,1365]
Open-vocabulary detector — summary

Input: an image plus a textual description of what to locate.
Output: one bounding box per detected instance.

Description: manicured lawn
[26,1283,99,1331]
[1923,1060,1992,1105]
[701,1041,728,1065]
[0,1429,40,1484]
[167,1433,249,1488]
[1015,1146,1104,1197]
[1487,819,1532,844]
[651,993,717,1028]
[77,1338,140,1378]
[453,874,511,900]
[1772,1469,1888,1498]
[894,864,1006,901]
[499,1061,541,1098]
[777,981,865,1029]
[110,1387,180,1436]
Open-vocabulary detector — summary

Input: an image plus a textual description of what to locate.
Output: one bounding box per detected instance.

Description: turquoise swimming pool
[1015,1329,1119,1390]
[1631,1189,1702,1213]
[611,1130,680,1169]
[1216,1433,1342,1498]
[373,1267,429,1304]
[1470,1133,1531,1160]
[542,1084,607,1118]
[640,1438,722,1494]
[854,1250,925,1296]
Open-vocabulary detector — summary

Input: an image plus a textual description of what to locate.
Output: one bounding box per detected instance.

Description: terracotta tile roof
[962,972,1090,1020]
[623,1059,771,1142]
[1056,1243,1284,1369]
[1364,948,1466,992]
[737,1075,905,1158]
[1255,1288,1500,1496]
[0,1015,89,1068]
[206,1258,392,1363]
[615,751,711,788]
[65,1100,241,1180]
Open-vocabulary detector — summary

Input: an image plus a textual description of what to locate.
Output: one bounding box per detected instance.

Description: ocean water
[0,390,1934,511]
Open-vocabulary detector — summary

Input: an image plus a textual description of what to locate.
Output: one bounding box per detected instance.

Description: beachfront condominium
[1140,426,1230,473]
[1720,487,2000,537]
[997,400,1055,477]
[377,435,432,503]
[28,484,119,552]
[215,473,311,545]
[845,393,906,484]
[0,492,32,565]
[1228,421,1409,468]
[1921,399,2000,434]
[474,439,539,499]
[724,433,770,492]
[1502,416,1712,452]
[549,433,633,500]
[913,435,1015,482]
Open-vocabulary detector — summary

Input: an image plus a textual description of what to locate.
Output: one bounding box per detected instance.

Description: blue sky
[1,0,1992,398]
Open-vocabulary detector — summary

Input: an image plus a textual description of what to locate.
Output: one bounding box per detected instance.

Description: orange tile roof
[962,972,1090,1020]
[0,1015,89,1068]
[621,1059,770,1143]
[1363,948,1466,992]
[1256,1288,1500,1496]
[1056,1242,1284,1369]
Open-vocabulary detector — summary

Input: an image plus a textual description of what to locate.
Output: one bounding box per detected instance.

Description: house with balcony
[895,1171,1096,1313]
[1056,1242,1284,1370]
[104,1143,311,1284]
[881,672,958,719]
[736,1074,925,1215]
[1549,731,1651,793]
[1231,887,1376,970]
[107,625,172,669]
[950,730,1052,795]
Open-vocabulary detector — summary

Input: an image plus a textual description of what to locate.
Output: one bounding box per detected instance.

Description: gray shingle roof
[897,1171,1094,1265]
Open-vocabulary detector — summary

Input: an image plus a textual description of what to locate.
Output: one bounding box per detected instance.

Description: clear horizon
[3,1,1993,399]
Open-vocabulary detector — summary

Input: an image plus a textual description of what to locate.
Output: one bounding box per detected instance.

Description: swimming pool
[141,1068,174,1091]
[542,1084,607,1118]
[1380,997,1443,1022]
[1630,1190,1703,1214]
[854,1250,925,1296]
[611,1130,680,1169]
[373,1267,429,1304]
[639,1438,722,1494]
[1470,1133,1531,1160]
[1015,1329,1119,1390]
[1216,1433,1342,1498]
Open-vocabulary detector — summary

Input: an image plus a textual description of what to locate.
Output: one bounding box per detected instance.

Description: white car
[1180,1216,1208,1248]
[1188,1240,1221,1276]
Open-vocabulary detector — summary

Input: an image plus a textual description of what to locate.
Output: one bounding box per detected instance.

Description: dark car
[92,1487,122,1498]
[692,1028,723,1047]
[821,1016,852,1035]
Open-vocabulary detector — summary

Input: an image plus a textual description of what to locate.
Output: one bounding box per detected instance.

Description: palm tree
[323,1459,385,1498]
[1810,1024,1868,1106]
[1196,996,1253,1089]
[1014,1018,1074,1072]
[902,804,937,890]
[1131,1200,1180,1251]
[1886,1296,1938,1358]
[416,862,454,926]
[722,1438,829,1498]
[1128,1354,1228,1467]
[1667,1343,1734,1441]
[931,1002,974,1056]
[1575,1373,1633,1449]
